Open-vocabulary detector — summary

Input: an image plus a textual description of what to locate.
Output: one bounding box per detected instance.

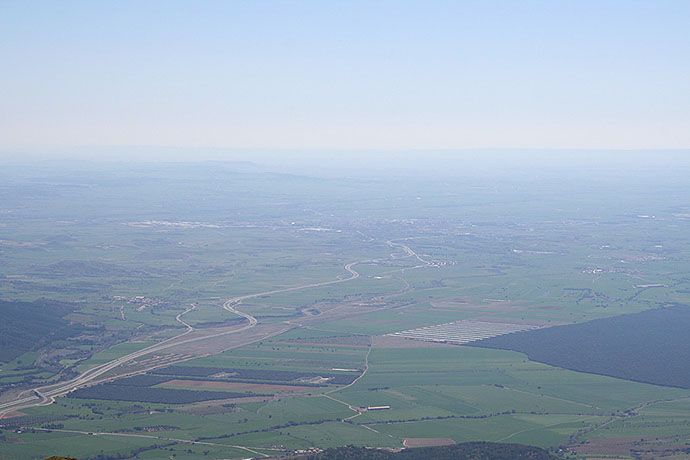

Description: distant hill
[291,442,556,460]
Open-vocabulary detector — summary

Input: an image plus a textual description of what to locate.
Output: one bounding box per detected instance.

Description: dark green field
[471,305,690,389]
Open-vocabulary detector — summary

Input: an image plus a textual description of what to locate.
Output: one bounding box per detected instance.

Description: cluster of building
[112,295,167,309]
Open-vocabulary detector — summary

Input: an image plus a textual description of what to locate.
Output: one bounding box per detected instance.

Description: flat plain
[2,162,690,459]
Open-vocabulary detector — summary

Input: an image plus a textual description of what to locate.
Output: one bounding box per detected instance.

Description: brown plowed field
[403,438,455,447]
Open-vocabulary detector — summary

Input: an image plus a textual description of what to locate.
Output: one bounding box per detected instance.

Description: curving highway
[0,260,362,418]
[0,242,425,419]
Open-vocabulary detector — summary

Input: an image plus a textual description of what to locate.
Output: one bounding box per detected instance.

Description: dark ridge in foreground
[469,305,690,389]
[291,442,556,460]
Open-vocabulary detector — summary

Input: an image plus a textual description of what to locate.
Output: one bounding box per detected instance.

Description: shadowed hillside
[0,299,84,362]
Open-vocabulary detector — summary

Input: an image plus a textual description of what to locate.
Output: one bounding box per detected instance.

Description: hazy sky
[1,1,689,152]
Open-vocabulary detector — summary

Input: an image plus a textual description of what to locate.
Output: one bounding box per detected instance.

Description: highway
[0,241,425,418]
[387,239,430,265]
[0,260,362,418]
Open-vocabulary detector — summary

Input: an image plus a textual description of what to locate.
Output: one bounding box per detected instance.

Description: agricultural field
[386,319,544,344]
[2,161,690,459]
[470,305,690,389]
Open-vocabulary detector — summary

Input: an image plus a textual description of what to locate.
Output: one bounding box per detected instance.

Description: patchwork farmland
[3,161,690,460]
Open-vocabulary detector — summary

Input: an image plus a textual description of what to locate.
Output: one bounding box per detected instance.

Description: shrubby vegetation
[196,417,341,442]
[0,416,67,430]
[294,443,555,460]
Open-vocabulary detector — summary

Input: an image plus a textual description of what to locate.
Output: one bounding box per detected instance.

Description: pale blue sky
[1,0,689,151]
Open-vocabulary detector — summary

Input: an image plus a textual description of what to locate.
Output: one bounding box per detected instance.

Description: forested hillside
[0,299,84,362]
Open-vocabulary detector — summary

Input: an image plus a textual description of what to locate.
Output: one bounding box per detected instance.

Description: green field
[2,162,690,459]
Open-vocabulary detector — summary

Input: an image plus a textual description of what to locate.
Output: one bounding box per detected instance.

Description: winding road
[0,241,424,420]
[0,259,363,418]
